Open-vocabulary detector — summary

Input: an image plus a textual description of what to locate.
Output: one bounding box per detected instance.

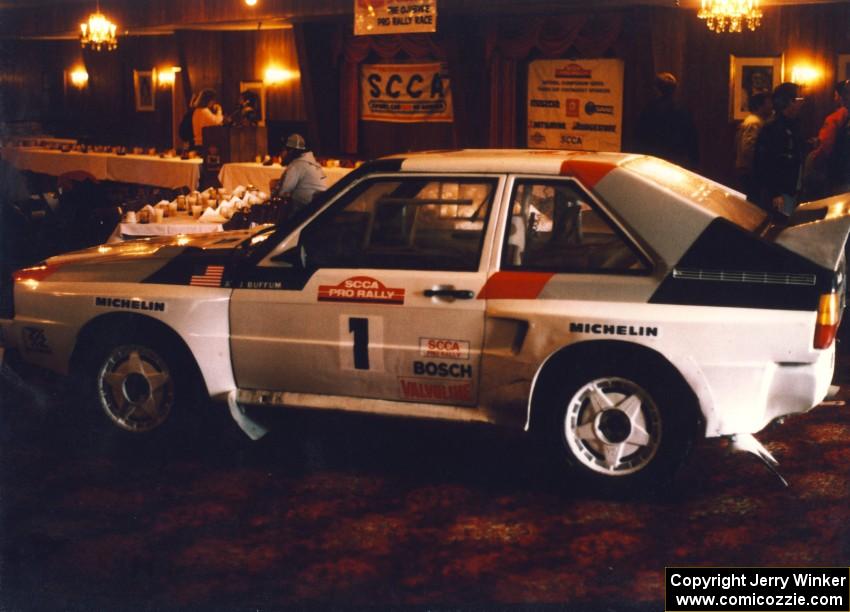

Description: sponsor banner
[361,63,453,123]
[399,377,473,403]
[354,0,437,36]
[527,59,624,152]
[318,276,405,305]
[419,337,470,360]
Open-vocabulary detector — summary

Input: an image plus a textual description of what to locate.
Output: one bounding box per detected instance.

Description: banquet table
[218,162,351,193]
[107,213,224,243]
[2,146,110,180]
[106,154,201,190]
[1,146,202,189]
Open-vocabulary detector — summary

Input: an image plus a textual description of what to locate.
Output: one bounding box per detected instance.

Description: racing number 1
[348,317,369,370]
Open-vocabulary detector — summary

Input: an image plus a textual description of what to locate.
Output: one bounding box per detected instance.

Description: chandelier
[80,3,118,51]
[698,0,763,33]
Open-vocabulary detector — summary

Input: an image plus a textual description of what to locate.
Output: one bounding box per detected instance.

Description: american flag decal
[190,265,225,287]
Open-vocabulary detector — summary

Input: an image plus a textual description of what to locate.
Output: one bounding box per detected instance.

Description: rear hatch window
[623,157,767,232]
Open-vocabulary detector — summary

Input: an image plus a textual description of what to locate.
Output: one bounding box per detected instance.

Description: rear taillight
[814,292,840,349]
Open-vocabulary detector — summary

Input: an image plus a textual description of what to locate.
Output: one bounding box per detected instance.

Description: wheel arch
[525,339,704,436]
[70,312,208,396]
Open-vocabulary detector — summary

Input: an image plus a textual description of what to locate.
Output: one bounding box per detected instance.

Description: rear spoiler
[774,195,850,272]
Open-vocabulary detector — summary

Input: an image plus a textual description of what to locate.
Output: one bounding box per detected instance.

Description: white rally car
[2,149,848,494]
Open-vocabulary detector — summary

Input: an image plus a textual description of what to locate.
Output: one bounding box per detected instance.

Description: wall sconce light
[263,65,298,85]
[245,0,258,5]
[69,67,89,88]
[791,64,821,88]
[157,66,180,87]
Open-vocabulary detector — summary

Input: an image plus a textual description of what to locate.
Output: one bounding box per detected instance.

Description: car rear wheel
[547,362,697,496]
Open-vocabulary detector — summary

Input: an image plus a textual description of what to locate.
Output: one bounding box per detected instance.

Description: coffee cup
[124,211,137,223]
[154,208,165,223]
[191,204,202,218]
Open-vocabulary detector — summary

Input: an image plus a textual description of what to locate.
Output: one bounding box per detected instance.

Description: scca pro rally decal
[569,322,659,337]
[318,276,405,305]
[419,337,470,360]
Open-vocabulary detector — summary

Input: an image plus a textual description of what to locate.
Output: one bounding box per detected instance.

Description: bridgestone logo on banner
[527,58,624,152]
[361,63,453,123]
[354,0,437,36]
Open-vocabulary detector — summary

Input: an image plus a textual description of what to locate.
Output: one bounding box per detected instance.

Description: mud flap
[731,433,789,487]
[227,389,269,440]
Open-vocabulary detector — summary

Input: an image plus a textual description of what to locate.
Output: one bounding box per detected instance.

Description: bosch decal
[318,276,405,305]
[399,377,473,403]
[555,64,592,79]
[95,297,166,312]
[584,101,614,116]
[419,337,470,360]
[413,361,473,378]
[23,326,50,353]
[570,322,659,337]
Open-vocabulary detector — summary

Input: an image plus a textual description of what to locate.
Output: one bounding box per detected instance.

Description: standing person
[635,72,700,170]
[191,89,224,148]
[735,92,772,202]
[753,82,806,215]
[275,134,328,218]
[803,80,850,199]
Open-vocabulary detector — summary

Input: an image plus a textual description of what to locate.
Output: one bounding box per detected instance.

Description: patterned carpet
[1,355,849,611]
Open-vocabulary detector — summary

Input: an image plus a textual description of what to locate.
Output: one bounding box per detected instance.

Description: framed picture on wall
[837,54,850,82]
[729,55,783,121]
[133,70,155,112]
[239,81,266,126]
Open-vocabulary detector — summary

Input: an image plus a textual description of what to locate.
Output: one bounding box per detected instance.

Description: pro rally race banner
[527,58,624,152]
[361,63,453,123]
[354,0,437,36]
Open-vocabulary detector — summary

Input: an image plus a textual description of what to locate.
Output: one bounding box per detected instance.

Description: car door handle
[424,288,475,300]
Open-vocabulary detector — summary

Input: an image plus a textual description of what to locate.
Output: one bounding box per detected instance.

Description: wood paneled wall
[0,27,304,150]
[4,2,850,187]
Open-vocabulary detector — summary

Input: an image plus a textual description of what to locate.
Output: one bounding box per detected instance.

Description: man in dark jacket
[635,72,700,170]
[753,82,805,214]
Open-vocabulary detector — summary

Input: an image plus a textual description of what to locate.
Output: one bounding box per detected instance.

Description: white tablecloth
[2,147,110,179]
[1,146,202,189]
[107,214,224,243]
[107,154,201,190]
[218,162,351,192]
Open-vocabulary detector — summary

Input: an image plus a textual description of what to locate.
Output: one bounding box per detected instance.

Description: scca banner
[527,59,624,152]
[361,63,453,123]
[354,0,437,36]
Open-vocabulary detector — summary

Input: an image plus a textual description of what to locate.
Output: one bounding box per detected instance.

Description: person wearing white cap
[275,133,328,216]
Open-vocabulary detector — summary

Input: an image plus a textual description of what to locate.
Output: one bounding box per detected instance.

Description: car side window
[502,180,649,273]
[300,177,496,271]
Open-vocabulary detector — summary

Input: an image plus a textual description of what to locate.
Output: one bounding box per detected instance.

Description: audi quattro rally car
[2,149,848,494]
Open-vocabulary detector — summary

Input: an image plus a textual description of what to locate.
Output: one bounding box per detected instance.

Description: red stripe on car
[560,159,615,188]
[477,271,554,299]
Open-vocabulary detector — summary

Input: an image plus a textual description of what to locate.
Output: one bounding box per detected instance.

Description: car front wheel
[85,328,202,436]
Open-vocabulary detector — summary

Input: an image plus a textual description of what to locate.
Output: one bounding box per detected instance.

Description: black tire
[80,324,204,438]
[544,358,698,497]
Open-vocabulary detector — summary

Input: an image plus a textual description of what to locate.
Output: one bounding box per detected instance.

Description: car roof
[389,148,641,176]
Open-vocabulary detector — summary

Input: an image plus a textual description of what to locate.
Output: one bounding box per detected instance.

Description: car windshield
[623,157,767,232]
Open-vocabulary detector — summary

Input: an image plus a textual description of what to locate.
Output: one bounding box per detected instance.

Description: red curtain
[484,13,624,147]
